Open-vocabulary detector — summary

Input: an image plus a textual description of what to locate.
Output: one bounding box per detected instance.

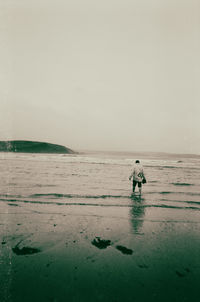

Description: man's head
[135,160,140,164]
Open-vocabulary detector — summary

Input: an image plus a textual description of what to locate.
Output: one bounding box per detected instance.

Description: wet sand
[1,197,200,302]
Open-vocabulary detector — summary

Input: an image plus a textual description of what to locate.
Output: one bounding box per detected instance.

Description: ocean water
[0,150,200,211]
[1,150,200,302]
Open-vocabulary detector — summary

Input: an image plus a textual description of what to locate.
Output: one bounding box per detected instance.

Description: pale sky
[1,0,200,154]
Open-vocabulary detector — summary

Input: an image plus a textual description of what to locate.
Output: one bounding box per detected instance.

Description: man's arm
[129,168,135,180]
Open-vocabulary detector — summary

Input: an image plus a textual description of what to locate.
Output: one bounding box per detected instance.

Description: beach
[1,151,200,301]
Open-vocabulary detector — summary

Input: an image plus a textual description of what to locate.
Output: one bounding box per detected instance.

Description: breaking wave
[29,193,127,199]
[171,183,194,186]
[1,198,200,211]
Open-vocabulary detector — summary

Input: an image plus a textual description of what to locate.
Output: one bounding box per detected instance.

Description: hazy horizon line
[1,139,199,157]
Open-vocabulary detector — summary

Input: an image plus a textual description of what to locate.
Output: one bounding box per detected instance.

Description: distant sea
[1,150,200,211]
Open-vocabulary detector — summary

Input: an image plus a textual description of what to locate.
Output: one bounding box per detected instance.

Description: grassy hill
[0,140,75,154]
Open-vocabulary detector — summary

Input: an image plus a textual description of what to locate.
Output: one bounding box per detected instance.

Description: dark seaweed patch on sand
[116,245,133,255]
[12,245,41,255]
[91,237,111,249]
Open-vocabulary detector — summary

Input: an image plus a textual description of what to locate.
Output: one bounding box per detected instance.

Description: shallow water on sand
[1,151,200,301]
[1,150,200,207]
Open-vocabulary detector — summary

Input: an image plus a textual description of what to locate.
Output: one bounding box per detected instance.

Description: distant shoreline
[0,140,75,154]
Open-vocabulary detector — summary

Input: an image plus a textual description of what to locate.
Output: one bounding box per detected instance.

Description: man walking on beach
[129,160,146,195]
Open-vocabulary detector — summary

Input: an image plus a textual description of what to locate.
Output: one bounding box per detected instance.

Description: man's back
[133,163,144,182]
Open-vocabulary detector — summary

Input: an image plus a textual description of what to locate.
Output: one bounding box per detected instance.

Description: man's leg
[138,182,142,195]
[132,180,137,193]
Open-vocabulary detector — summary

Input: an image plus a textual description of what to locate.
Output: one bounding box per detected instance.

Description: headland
[0,140,75,154]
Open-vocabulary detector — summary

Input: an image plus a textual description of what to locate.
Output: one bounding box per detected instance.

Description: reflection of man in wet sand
[131,201,145,234]
[129,160,146,195]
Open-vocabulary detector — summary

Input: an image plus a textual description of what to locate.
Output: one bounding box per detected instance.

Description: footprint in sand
[138,264,149,269]
[176,268,191,278]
